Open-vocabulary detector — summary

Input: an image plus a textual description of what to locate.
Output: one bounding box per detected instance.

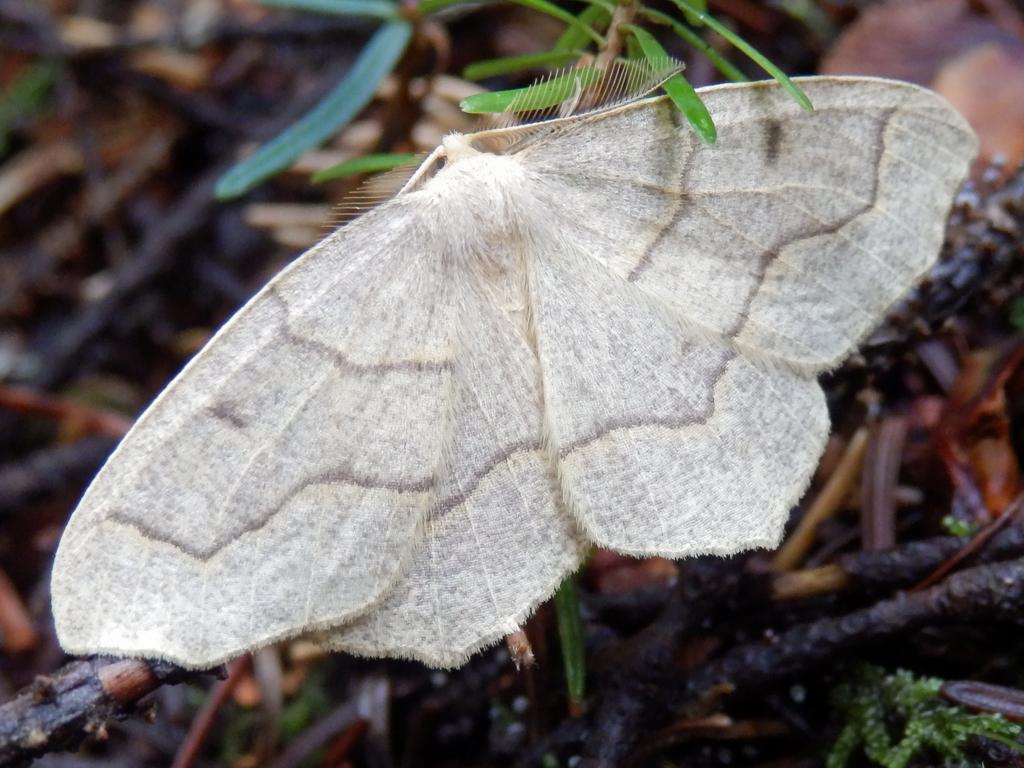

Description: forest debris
[581,557,743,766]
[243,203,334,248]
[243,203,334,230]
[976,0,1024,37]
[596,524,1024,611]
[678,557,1024,707]
[913,492,1023,590]
[635,714,789,761]
[915,337,960,392]
[587,550,677,594]
[820,0,1019,85]
[251,648,284,763]
[267,701,361,768]
[860,416,908,551]
[0,437,116,517]
[0,566,37,653]
[554,555,1024,767]
[0,658,193,766]
[771,563,849,601]
[129,47,214,90]
[0,141,82,216]
[288,149,355,176]
[772,428,869,572]
[934,43,1024,175]
[941,679,1024,721]
[58,15,119,51]
[773,523,1024,600]
[821,0,1024,179]
[26,160,229,389]
[0,385,132,438]
[170,656,250,768]
[321,717,370,767]
[936,341,1024,519]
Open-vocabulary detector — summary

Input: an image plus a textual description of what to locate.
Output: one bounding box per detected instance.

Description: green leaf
[215,21,413,200]
[639,7,748,83]
[463,50,583,81]
[623,25,716,143]
[311,152,420,182]
[460,67,602,113]
[260,0,400,19]
[666,0,813,111]
[553,2,611,51]
[553,574,586,707]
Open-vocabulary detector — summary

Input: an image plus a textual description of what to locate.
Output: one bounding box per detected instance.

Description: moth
[51,74,977,669]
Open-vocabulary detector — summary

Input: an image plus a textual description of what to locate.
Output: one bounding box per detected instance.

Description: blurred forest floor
[2,0,1024,766]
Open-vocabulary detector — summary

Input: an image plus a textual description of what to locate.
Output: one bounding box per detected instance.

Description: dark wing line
[725,107,893,339]
[556,353,734,457]
[267,285,453,375]
[429,439,544,517]
[105,464,435,561]
[102,351,734,559]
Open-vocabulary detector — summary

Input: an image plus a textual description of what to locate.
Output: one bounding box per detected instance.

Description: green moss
[827,665,1024,768]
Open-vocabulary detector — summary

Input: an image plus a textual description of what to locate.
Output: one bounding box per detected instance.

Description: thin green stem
[638,6,747,83]
[553,574,586,710]
[665,0,812,110]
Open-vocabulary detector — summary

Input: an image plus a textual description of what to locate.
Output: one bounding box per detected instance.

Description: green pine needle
[311,152,421,182]
[460,67,602,114]
[553,574,586,708]
[665,0,813,111]
[215,20,413,199]
[638,6,747,83]
[260,0,400,19]
[623,25,716,144]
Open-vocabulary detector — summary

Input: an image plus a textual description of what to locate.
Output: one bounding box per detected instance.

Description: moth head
[445,132,496,167]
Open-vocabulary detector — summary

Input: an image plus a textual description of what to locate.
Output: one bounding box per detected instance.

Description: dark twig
[913,493,1024,590]
[525,552,1024,767]
[581,557,745,766]
[677,557,1024,703]
[0,658,196,767]
[608,523,1024,608]
[837,523,1024,592]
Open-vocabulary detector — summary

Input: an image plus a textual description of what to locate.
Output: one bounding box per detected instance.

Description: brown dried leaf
[820,0,1018,84]
[938,341,1024,517]
[933,44,1024,176]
